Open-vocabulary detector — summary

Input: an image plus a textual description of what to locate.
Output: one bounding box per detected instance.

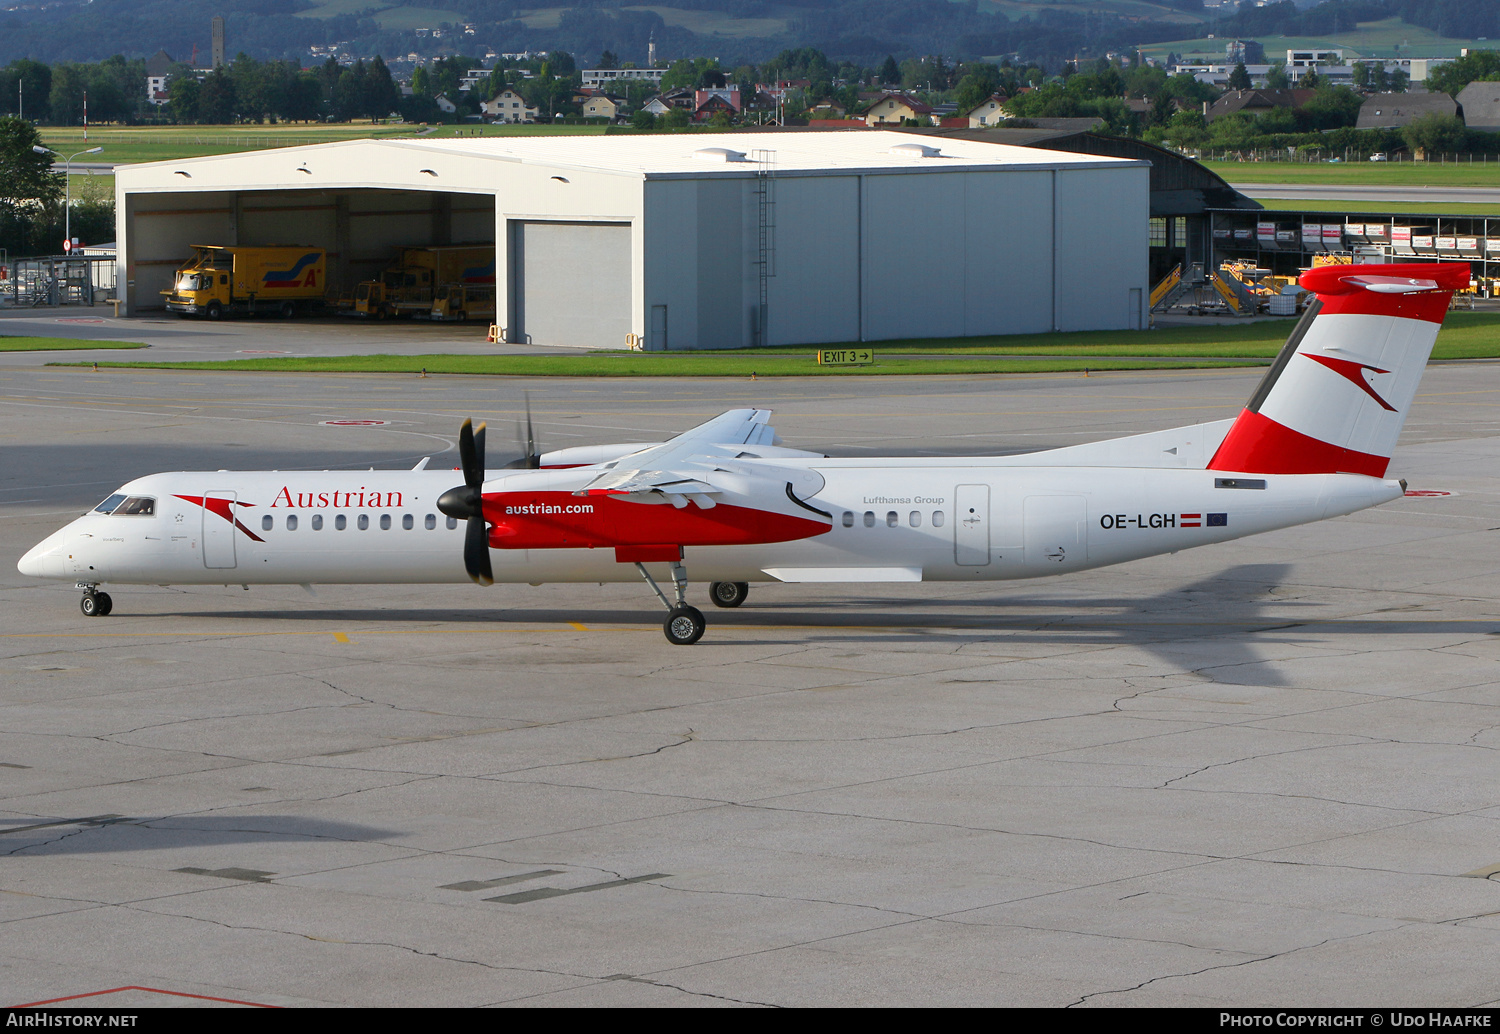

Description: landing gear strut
[635,559,705,646]
[78,584,112,617]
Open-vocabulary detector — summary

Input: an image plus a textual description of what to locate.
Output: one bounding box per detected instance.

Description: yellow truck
[163,245,327,319]
[427,283,497,322]
[351,245,495,319]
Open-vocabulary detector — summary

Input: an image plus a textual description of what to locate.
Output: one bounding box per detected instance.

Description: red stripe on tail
[1208,408,1389,477]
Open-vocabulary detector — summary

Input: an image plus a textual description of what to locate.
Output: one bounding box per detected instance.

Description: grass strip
[1,336,147,352]
[43,312,1500,373]
[1204,161,1500,188]
[52,355,1269,377]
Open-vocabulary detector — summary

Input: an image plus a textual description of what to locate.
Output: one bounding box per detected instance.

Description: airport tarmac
[3,358,1500,1007]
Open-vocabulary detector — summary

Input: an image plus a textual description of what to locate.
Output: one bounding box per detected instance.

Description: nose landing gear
[78,584,113,617]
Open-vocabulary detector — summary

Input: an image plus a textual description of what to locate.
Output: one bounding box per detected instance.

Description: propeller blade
[457,418,487,487]
[522,392,539,469]
[464,515,493,586]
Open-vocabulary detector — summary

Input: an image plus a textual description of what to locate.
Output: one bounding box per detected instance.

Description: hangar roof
[402,130,1142,176]
[124,130,1143,184]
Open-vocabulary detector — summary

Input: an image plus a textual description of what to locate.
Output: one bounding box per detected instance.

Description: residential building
[965,94,1007,127]
[580,93,625,121]
[1356,91,1458,129]
[864,92,933,127]
[1458,81,1500,132]
[581,68,665,90]
[1204,88,1315,121]
[482,89,537,123]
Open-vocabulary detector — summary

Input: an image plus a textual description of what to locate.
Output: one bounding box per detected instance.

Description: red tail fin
[1207,262,1470,477]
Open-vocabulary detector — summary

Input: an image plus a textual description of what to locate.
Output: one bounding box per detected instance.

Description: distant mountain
[1,0,1493,70]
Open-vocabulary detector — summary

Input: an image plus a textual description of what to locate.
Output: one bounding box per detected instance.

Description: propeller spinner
[437,418,493,586]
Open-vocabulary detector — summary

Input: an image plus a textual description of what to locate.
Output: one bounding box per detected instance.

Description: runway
[1231,182,1500,207]
[3,361,1500,1007]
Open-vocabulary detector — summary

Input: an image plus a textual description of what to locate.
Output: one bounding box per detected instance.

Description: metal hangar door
[509,221,631,347]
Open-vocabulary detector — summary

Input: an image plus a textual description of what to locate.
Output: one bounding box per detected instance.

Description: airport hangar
[113,130,1150,349]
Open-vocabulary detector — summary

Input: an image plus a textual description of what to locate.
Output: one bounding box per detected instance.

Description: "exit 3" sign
[817,349,874,366]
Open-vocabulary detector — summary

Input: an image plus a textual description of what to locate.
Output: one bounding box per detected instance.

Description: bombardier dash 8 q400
[18,262,1470,645]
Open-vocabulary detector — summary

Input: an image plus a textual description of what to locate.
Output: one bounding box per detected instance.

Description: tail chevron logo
[1304,354,1398,412]
[174,495,265,542]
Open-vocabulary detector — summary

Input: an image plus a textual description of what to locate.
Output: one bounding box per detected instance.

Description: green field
[1206,162,1500,188]
[295,1,467,30]
[36,123,608,165]
[622,6,790,38]
[59,312,1500,375]
[1141,18,1492,61]
[1,337,145,351]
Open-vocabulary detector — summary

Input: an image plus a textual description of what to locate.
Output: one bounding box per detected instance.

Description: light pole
[34,145,102,251]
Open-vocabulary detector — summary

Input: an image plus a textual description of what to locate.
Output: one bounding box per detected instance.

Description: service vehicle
[427,282,496,322]
[21,263,1470,645]
[350,245,495,320]
[162,245,326,319]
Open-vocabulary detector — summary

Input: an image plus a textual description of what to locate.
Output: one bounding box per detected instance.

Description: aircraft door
[954,484,991,566]
[202,490,237,569]
[1023,495,1087,567]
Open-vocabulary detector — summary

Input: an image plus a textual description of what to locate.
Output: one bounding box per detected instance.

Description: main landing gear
[708,581,749,609]
[78,583,112,617]
[634,560,705,646]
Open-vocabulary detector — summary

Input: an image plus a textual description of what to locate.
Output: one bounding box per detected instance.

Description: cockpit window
[94,493,127,514]
[113,496,155,516]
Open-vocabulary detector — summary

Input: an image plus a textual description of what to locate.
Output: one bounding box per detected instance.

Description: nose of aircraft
[17,528,69,579]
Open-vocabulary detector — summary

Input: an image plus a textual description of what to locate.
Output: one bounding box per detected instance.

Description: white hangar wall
[116,133,1147,346]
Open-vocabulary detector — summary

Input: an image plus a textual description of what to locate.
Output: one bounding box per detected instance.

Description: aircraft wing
[571,409,826,508]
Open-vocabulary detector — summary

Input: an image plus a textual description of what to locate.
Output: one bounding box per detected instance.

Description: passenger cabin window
[261,515,273,531]
[94,493,126,514]
[842,511,854,528]
[446,516,458,530]
[379,514,391,530]
[910,511,922,528]
[358,514,369,530]
[886,511,899,527]
[312,514,324,530]
[403,514,414,530]
[932,511,945,528]
[287,515,298,530]
[335,515,347,530]
[425,514,437,530]
[113,497,155,516]
[863,511,875,528]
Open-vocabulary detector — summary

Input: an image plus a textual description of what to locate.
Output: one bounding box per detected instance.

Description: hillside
[1,0,1491,70]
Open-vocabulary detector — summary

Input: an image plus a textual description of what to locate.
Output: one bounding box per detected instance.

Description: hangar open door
[120,187,495,314]
[508,221,631,348]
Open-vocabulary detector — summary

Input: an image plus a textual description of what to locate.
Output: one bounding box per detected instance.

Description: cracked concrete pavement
[3,354,1500,1007]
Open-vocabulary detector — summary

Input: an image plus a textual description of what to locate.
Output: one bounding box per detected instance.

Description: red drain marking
[320,419,390,426]
[1405,490,1453,497]
[55,318,105,324]
[14,985,278,1008]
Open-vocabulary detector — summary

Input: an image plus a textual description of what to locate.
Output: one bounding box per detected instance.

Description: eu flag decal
[1207,513,1228,527]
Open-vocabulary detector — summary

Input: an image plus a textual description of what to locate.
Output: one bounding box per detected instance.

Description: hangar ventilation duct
[693,147,748,162]
[889,143,941,158]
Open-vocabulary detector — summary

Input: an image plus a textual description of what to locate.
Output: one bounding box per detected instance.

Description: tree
[1266,62,1290,90]
[1403,113,1468,157]
[598,50,618,70]
[1228,62,1252,90]
[0,60,52,120]
[167,74,201,123]
[880,55,900,85]
[1426,49,1500,97]
[629,109,655,130]
[0,117,61,211]
[198,68,236,124]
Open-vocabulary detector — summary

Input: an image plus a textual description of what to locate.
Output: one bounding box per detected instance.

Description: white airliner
[18,262,1469,644]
